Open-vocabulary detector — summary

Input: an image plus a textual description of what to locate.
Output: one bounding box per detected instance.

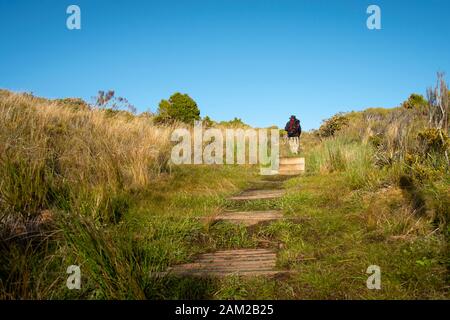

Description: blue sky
[1,0,449,130]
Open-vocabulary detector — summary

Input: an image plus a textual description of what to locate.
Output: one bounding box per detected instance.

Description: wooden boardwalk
[212,210,283,226]
[166,249,280,277]
[162,158,305,278]
[228,189,285,201]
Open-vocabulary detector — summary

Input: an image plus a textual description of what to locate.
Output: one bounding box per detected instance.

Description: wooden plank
[279,157,305,165]
[212,210,283,226]
[164,249,281,277]
[229,189,285,201]
[278,157,305,175]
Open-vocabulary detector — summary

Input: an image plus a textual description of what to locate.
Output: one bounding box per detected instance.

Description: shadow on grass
[399,175,427,216]
[146,276,218,299]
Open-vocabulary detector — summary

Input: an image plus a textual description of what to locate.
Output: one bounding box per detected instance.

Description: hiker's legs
[288,136,299,154]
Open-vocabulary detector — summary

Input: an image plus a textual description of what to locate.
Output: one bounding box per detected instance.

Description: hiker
[285,115,301,138]
[284,115,301,154]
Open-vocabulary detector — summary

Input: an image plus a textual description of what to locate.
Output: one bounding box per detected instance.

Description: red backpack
[288,118,300,135]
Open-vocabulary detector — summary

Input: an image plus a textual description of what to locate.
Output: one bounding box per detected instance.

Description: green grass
[2,155,448,299]
[1,89,448,300]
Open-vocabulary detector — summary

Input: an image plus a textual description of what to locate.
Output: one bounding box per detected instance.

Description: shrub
[402,93,428,112]
[154,93,200,124]
[54,98,90,111]
[417,128,449,154]
[218,117,249,128]
[202,116,215,128]
[318,114,349,138]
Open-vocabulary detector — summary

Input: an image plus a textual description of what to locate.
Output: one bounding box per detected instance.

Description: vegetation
[154,92,200,124]
[402,93,428,111]
[218,117,250,128]
[317,114,350,138]
[0,73,449,299]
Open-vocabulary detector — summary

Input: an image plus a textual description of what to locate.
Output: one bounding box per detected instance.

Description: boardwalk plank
[228,189,285,201]
[212,210,283,226]
[164,249,281,277]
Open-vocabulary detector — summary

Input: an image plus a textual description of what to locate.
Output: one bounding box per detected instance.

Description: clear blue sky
[1,0,449,130]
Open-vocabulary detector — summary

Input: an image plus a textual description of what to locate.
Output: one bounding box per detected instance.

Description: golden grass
[0,91,176,220]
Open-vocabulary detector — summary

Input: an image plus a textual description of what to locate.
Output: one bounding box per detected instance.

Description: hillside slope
[0,89,448,299]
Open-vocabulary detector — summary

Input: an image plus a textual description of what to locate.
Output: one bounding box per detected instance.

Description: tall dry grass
[0,90,175,223]
[305,102,449,236]
[0,90,183,299]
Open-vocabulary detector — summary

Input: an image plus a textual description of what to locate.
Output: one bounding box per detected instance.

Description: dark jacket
[285,118,301,137]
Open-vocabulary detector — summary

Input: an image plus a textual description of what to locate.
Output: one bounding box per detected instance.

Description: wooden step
[278,157,305,175]
[229,189,285,201]
[165,249,281,277]
[211,210,283,226]
[279,157,305,165]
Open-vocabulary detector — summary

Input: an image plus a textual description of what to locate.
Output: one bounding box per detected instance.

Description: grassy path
[164,175,289,277]
[138,167,448,299]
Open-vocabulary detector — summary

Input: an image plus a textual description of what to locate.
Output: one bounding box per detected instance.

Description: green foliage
[417,128,449,154]
[103,108,135,121]
[0,157,62,217]
[401,93,428,111]
[202,116,215,128]
[218,117,249,128]
[318,114,349,138]
[154,92,200,124]
[1,81,449,301]
[54,98,90,111]
[60,215,147,299]
[368,133,384,148]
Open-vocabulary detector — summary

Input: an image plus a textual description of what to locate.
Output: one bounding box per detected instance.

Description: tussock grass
[1,89,448,300]
[0,90,174,221]
[0,90,258,299]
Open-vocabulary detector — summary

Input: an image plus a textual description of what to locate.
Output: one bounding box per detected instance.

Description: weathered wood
[212,210,283,226]
[229,189,285,200]
[165,249,280,277]
[278,157,305,175]
[279,157,305,165]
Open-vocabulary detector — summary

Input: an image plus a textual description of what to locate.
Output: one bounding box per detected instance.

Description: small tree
[154,93,200,124]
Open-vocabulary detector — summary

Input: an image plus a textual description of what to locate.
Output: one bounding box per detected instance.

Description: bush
[318,114,349,138]
[154,93,200,124]
[218,117,249,128]
[417,128,449,154]
[54,98,90,111]
[402,93,428,112]
[202,116,215,128]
